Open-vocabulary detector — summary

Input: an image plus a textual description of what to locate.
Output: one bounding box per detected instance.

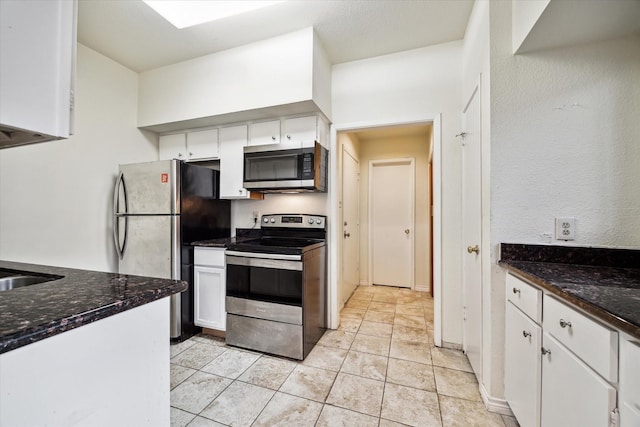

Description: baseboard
[414,285,429,292]
[359,281,370,287]
[441,341,462,350]
[479,383,513,416]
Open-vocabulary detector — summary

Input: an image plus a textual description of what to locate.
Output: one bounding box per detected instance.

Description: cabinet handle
[178,153,183,157]
[238,189,243,194]
[271,136,276,141]
[286,134,291,140]
[189,152,193,156]
[522,330,531,338]
[541,347,551,355]
[512,287,521,294]
[559,319,572,328]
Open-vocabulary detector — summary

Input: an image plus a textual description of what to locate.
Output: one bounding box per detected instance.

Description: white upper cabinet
[187,129,219,160]
[282,116,319,145]
[248,120,280,146]
[219,125,262,200]
[159,128,219,161]
[0,0,76,148]
[512,0,640,54]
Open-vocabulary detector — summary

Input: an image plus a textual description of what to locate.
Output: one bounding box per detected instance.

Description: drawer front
[621,402,640,427]
[543,295,618,382]
[226,313,303,360]
[506,274,542,323]
[194,247,225,267]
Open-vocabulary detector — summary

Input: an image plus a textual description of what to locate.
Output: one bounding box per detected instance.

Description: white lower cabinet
[194,247,226,331]
[620,338,640,427]
[505,301,542,427]
[541,332,617,427]
[504,273,622,427]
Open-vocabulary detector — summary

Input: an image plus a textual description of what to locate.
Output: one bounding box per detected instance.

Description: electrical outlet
[555,217,575,240]
[252,211,260,223]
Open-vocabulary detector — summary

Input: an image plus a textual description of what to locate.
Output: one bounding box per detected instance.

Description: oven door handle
[226,254,303,271]
[225,251,302,261]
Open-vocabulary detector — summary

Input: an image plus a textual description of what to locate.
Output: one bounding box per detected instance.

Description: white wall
[0,44,158,272]
[332,41,464,345]
[357,134,432,291]
[231,194,329,232]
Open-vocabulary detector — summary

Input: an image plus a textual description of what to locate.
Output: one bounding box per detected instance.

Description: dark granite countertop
[499,243,640,340]
[0,261,187,354]
[193,228,261,248]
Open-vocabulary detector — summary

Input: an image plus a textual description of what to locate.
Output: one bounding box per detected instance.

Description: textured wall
[491,34,640,248]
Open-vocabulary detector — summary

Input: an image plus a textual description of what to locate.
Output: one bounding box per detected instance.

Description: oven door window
[227,263,303,306]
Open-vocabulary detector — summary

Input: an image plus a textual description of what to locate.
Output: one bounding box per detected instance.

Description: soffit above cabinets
[513,0,640,54]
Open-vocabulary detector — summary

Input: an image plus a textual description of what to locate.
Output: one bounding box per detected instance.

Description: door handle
[467,245,479,254]
[404,229,410,235]
[343,231,351,238]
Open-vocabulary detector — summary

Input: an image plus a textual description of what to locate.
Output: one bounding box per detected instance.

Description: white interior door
[461,83,482,378]
[341,148,360,304]
[369,159,414,288]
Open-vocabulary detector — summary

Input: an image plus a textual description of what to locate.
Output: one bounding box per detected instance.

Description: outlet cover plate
[555,217,575,240]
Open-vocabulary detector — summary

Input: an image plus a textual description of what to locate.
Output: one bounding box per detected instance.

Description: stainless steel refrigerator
[113,159,230,340]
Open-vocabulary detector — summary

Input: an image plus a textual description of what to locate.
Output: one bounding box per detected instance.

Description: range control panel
[261,214,326,229]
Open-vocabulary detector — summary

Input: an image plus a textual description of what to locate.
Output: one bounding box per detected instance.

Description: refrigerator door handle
[113,172,128,260]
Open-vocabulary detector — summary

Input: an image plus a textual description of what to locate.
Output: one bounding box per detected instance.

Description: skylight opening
[143,0,285,29]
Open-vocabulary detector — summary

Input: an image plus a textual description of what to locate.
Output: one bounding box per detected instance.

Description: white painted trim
[480,383,514,416]
[368,157,415,289]
[327,125,340,329]
[415,285,430,293]
[432,114,443,347]
[329,114,443,345]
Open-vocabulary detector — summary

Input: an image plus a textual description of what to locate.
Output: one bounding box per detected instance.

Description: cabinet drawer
[194,247,225,267]
[506,274,542,323]
[543,295,618,382]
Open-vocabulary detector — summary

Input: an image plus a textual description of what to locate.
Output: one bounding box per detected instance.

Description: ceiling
[77,0,475,73]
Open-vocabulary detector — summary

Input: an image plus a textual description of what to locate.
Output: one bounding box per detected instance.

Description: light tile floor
[170,285,520,427]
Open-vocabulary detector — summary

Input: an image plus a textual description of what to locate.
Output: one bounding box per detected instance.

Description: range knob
[270,217,276,223]
[308,218,314,224]
[316,219,322,224]
[262,217,269,223]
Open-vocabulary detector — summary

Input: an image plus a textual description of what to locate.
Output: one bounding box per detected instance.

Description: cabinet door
[194,266,226,330]
[0,0,75,139]
[282,116,317,146]
[187,128,219,160]
[505,302,541,427]
[219,125,249,199]
[541,333,617,427]
[249,120,280,146]
[159,133,186,161]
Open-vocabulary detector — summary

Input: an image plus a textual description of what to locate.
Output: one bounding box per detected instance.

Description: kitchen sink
[0,269,63,292]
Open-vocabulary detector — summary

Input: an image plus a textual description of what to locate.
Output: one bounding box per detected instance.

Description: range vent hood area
[0,124,61,149]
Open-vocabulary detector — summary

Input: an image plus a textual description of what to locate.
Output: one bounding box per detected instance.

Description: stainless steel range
[225,214,326,360]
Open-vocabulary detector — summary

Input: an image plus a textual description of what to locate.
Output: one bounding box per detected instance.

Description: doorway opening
[331,120,439,344]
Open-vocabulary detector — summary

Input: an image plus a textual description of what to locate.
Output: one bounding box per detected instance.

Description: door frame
[368,158,415,288]
[329,115,443,347]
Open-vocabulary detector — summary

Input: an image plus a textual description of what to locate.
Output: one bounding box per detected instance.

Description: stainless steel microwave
[243,141,328,193]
